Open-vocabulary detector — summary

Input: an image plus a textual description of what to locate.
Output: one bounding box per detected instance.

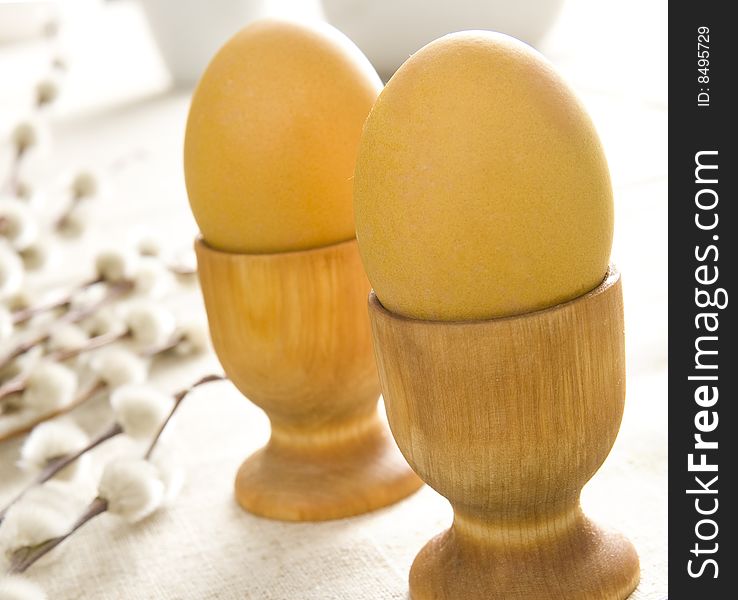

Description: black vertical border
[668,2,735,598]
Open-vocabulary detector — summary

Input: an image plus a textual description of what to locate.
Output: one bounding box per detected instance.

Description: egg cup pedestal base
[196,237,421,522]
[368,267,640,599]
[409,510,639,600]
[235,410,422,521]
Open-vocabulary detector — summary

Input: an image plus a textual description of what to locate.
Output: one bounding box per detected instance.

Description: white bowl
[322,0,565,79]
[140,0,266,87]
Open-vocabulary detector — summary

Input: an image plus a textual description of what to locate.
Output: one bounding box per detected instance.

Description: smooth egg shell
[185,19,382,253]
[354,31,614,321]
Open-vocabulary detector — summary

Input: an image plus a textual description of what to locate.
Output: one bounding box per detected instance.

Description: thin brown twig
[54,190,85,232]
[0,280,133,372]
[49,329,128,363]
[1,328,195,403]
[0,422,122,523]
[7,497,109,574]
[138,332,184,358]
[144,374,225,459]
[11,276,103,326]
[0,331,195,433]
[0,329,128,403]
[0,379,107,444]
[10,263,195,329]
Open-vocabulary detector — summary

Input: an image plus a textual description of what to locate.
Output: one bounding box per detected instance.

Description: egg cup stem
[195,238,421,521]
[368,267,640,599]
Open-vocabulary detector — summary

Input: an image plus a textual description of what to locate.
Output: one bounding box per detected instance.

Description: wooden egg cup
[195,237,421,521]
[368,267,640,600]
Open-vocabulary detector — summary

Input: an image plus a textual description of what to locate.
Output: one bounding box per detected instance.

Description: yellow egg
[184,19,382,254]
[354,31,614,321]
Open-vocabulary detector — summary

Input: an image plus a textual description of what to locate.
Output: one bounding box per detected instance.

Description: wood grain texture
[196,237,421,521]
[368,266,640,599]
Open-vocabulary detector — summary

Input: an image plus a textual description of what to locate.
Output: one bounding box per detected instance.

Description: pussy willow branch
[4,373,225,574]
[7,497,108,575]
[0,331,196,441]
[144,373,225,459]
[0,380,107,444]
[11,276,102,326]
[10,263,197,327]
[54,188,86,232]
[0,421,122,524]
[0,280,133,371]
[0,327,199,403]
[0,329,128,403]
[138,331,187,358]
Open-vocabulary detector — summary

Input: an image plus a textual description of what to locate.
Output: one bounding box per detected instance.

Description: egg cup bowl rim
[194,234,358,259]
[368,264,619,327]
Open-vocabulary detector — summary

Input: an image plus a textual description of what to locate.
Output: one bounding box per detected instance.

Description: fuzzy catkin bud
[110,384,173,439]
[0,201,39,252]
[94,249,139,283]
[11,122,40,154]
[90,349,148,389]
[36,77,60,106]
[22,362,78,413]
[126,303,176,348]
[70,171,99,199]
[97,459,164,522]
[20,421,89,480]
